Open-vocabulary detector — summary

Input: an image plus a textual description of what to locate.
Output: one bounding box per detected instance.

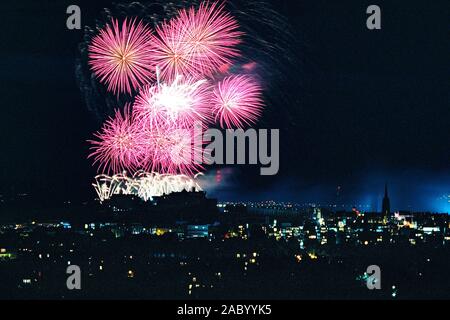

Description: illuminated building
[186,225,209,239]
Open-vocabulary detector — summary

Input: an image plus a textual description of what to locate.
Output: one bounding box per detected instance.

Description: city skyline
[1,187,449,300]
[1,178,449,214]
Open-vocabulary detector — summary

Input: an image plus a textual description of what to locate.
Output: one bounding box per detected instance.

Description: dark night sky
[0,0,449,212]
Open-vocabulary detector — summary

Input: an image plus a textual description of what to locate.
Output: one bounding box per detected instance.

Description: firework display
[87,1,267,200]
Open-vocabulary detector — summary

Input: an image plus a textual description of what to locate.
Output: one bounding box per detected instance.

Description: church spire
[382,182,391,221]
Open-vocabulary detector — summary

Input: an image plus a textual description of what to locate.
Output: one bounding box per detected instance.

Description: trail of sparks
[93,171,203,202]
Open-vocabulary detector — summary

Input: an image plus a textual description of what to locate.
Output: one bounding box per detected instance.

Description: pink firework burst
[88,18,155,95]
[140,124,205,176]
[88,105,145,174]
[150,20,193,83]
[212,75,264,129]
[151,1,242,82]
[133,76,213,129]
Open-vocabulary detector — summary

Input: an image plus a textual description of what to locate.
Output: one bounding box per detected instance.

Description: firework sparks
[136,171,203,201]
[150,1,242,82]
[89,18,155,95]
[88,105,144,174]
[211,75,264,128]
[93,171,203,202]
[133,75,213,129]
[86,1,269,181]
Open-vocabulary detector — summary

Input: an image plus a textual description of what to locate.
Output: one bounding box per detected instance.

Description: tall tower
[382,183,391,222]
